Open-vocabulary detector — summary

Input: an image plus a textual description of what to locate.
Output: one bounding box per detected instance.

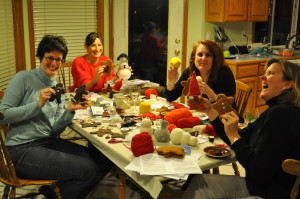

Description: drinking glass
[130,86,141,113]
[244,108,259,123]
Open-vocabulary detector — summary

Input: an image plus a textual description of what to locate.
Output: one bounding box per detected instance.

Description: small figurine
[71,84,88,106]
[116,53,131,80]
[100,59,116,77]
[169,57,181,69]
[49,83,65,104]
[154,120,170,143]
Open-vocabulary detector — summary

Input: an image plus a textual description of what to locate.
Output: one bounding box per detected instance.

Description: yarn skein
[131,132,155,157]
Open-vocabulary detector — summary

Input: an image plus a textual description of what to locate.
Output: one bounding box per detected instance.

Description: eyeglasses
[44,56,65,63]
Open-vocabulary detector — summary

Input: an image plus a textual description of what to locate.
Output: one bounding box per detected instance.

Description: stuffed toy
[169,57,181,69]
[117,53,131,80]
[203,124,217,137]
[144,88,158,99]
[164,108,193,125]
[170,128,198,146]
[112,78,123,92]
[100,59,115,77]
[154,120,170,143]
[187,71,203,109]
[176,117,201,128]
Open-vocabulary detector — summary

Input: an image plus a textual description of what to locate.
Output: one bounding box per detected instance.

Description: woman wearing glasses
[70,32,117,92]
[0,35,112,199]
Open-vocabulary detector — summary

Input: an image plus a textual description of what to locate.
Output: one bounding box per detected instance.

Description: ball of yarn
[144,89,158,99]
[131,132,155,157]
[139,102,151,114]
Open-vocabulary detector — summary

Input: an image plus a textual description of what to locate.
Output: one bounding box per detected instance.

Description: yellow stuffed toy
[169,57,181,68]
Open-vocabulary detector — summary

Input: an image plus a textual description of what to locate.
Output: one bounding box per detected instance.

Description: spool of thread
[247,43,263,51]
[139,102,151,114]
[131,132,155,157]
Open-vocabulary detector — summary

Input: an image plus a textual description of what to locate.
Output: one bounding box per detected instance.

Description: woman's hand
[167,67,179,90]
[193,97,219,121]
[220,111,240,142]
[199,82,216,99]
[38,88,55,107]
[95,66,105,79]
[67,94,89,112]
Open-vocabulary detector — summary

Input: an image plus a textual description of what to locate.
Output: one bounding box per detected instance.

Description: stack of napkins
[125,153,202,180]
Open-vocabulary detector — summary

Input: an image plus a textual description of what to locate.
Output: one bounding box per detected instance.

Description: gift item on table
[144,88,158,99]
[131,132,155,157]
[116,53,131,80]
[176,117,201,128]
[154,120,170,143]
[156,146,185,159]
[139,118,153,135]
[112,78,123,92]
[170,128,198,147]
[139,102,151,114]
[203,124,217,137]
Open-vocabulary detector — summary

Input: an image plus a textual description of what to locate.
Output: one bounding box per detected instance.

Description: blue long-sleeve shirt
[0,67,74,146]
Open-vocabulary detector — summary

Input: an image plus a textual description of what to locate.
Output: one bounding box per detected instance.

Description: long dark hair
[189,40,227,85]
[85,32,103,46]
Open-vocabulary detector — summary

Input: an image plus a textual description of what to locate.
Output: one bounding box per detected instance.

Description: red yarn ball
[144,89,158,99]
[131,132,155,157]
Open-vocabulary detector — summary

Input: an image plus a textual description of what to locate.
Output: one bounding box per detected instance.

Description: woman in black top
[182,58,300,199]
[166,40,235,102]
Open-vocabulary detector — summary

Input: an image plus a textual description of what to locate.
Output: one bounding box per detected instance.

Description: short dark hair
[36,34,68,63]
[85,32,103,46]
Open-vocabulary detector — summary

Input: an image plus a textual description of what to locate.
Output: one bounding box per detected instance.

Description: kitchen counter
[225,54,300,64]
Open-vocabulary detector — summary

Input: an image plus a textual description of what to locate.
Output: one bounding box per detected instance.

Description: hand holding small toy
[49,83,65,104]
[71,84,89,106]
[169,57,181,69]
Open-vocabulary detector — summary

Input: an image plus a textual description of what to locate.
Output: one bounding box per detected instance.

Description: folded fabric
[172,101,187,109]
[136,112,162,120]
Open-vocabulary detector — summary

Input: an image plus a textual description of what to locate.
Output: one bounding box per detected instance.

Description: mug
[114,95,128,110]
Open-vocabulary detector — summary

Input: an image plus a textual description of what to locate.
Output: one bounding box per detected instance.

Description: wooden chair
[282,159,300,199]
[213,80,252,176]
[235,80,252,119]
[57,61,73,92]
[0,126,62,199]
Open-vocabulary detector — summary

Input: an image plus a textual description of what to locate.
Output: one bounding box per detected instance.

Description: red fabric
[176,117,202,128]
[188,71,201,96]
[131,132,155,157]
[144,89,158,99]
[203,124,217,137]
[70,55,116,92]
[167,124,177,132]
[136,113,161,120]
[171,101,186,109]
[164,108,193,124]
[112,79,123,92]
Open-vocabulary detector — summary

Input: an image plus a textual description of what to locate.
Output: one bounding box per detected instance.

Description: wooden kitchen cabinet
[226,56,300,114]
[205,0,270,22]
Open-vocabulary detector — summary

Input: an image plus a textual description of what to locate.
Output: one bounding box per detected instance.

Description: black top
[165,66,236,101]
[212,96,300,199]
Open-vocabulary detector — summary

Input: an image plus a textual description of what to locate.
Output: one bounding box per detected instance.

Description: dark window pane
[129,0,168,87]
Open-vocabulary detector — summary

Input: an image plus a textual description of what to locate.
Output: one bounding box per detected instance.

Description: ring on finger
[224,117,229,121]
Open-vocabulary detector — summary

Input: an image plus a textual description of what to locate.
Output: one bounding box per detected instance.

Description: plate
[204,146,231,158]
[224,55,236,59]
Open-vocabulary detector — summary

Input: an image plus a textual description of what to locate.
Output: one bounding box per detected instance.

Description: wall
[186,0,253,65]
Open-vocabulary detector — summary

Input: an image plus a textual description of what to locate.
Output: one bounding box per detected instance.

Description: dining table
[70,106,237,199]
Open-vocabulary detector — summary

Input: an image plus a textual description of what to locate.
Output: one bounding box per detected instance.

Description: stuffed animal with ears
[116,53,131,80]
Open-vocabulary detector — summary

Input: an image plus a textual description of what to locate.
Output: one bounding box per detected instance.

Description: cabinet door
[205,0,225,22]
[224,0,248,21]
[248,0,270,21]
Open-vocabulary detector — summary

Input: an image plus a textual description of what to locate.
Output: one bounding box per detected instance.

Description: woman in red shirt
[70,32,117,92]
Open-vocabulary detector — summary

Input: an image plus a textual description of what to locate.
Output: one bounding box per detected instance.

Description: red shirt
[70,55,116,92]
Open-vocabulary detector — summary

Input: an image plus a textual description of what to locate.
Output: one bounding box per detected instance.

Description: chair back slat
[282,159,300,199]
[0,128,18,183]
[234,80,252,117]
[57,61,73,92]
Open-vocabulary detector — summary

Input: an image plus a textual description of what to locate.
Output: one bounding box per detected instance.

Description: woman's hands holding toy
[39,88,55,107]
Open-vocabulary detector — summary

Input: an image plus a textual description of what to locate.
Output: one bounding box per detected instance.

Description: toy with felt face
[117,53,131,80]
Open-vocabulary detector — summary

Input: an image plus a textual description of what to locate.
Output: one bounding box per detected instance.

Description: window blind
[0,0,16,90]
[32,0,98,67]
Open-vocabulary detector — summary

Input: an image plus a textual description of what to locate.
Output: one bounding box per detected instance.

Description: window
[31,0,98,67]
[0,0,16,90]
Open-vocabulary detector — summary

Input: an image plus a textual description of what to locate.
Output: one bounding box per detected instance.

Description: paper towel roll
[248,43,263,51]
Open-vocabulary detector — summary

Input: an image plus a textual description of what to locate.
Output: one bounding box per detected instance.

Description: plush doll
[169,57,181,69]
[116,53,131,80]
[187,71,203,109]
[170,128,198,146]
[154,120,170,143]
[100,59,115,77]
